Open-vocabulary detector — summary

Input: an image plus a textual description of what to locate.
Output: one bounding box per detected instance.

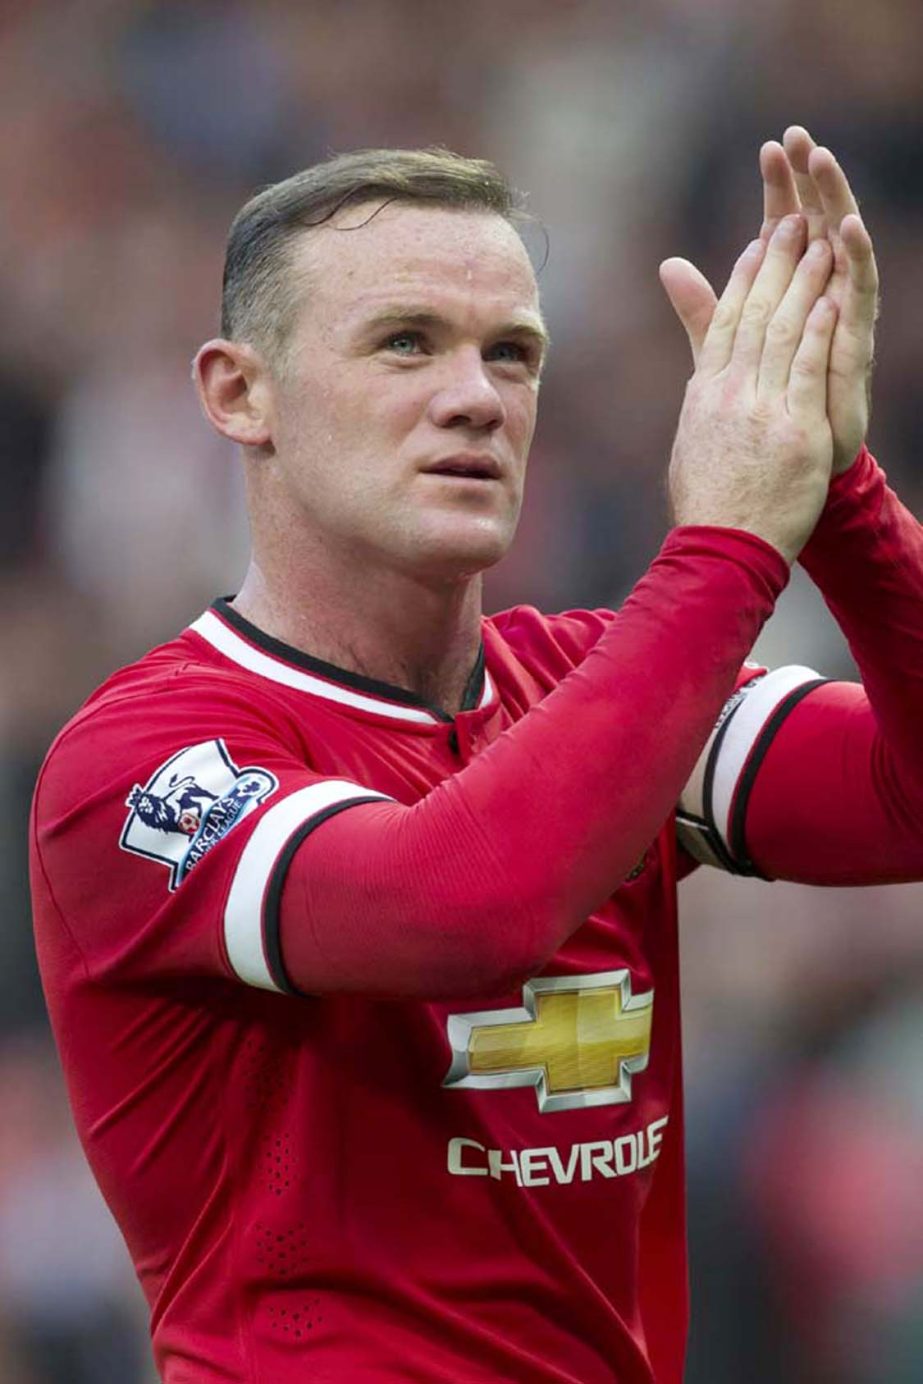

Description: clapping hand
[662,127,879,475]
[663,211,837,564]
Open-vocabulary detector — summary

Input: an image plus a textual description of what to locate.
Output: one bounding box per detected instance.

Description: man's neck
[232,556,485,716]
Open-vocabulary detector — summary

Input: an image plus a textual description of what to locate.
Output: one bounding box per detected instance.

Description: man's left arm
[749,129,923,882]
[670,127,923,885]
[679,448,923,884]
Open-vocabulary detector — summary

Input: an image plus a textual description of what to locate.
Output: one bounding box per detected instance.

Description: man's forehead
[293,201,541,323]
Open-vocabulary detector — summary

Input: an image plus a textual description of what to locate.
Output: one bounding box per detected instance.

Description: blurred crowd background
[1,1,921,1380]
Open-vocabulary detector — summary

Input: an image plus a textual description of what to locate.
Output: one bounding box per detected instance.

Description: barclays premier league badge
[120,739,277,889]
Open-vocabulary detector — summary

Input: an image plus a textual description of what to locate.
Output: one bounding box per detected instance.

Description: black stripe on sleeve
[727,678,830,870]
[261,796,387,996]
[676,810,740,872]
[701,685,757,837]
[677,811,752,874]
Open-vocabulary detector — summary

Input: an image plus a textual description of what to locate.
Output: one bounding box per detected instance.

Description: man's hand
[662,129,879,475]
[762,128,878,472]
[661,215,837,564]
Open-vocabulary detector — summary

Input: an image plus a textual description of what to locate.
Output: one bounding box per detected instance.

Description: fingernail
[808,238,829,258]
[776,215,800,239]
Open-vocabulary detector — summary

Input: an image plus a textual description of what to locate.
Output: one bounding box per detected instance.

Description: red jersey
[29,452,923,1382]
[32,594,725,1384]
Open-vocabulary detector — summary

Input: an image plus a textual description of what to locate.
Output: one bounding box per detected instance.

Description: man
[30,128,923,1382]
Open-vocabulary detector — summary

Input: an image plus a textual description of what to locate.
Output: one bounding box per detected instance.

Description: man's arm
[741,451,923,884]
[677,451,923,884]
[669,130,923,886]
[279,529,787,997]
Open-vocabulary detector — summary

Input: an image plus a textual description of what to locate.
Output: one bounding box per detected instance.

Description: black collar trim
[207,597,486,722]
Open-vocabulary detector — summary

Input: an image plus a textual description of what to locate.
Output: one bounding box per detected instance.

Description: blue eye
[488,341,528,364]
[384,332,422,355]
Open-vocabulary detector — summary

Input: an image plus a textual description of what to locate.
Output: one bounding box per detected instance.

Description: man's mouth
[424,454,501,481]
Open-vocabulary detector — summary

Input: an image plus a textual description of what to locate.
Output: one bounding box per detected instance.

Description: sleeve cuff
[805,445,880,535]
[664,524,791,599]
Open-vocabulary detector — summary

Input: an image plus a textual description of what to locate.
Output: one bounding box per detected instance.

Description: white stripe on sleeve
[223,779,391,991]
[678,664,826,872]
[709,665,823,849]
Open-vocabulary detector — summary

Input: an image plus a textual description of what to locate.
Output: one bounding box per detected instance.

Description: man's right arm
[275,527,786,998]
[31,529,784,1015]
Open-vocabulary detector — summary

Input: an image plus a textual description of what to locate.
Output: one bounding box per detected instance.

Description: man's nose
[427,347,506,432]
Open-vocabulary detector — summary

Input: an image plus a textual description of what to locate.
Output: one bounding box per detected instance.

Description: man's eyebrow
[358,307,551,352]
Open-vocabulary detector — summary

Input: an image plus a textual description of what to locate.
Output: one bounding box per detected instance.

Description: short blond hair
[221,147,524,358]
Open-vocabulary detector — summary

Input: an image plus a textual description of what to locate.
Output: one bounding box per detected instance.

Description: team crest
[120,739,277,889]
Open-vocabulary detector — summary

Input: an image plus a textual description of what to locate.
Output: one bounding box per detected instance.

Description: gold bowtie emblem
[444,971,654,1113]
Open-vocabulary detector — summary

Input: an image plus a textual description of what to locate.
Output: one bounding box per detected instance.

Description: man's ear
[193,339,274,448]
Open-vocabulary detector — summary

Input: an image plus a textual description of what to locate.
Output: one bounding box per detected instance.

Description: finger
[729,214,807,376]
[840,213,879,320]
[782,126,827,241]
[787,296,838,421]
[832,213,879,377]
[808,146,860,234]
[760,141,800,239]
[757,238,833,399]
[696,237,766,375]
[659,258,718,368]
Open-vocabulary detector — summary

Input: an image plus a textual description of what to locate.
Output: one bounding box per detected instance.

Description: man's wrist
[803,445,879,553]
[828,443,873,492]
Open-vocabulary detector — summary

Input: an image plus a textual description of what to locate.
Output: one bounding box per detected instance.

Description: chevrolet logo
[444,971,654,1113]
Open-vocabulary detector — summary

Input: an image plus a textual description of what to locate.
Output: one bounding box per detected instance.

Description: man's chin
[396,520,517,582]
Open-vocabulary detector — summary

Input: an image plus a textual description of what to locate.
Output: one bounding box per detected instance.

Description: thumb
[659,258,717,368]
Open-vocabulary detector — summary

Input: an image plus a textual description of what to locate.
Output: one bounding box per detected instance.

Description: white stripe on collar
[189,608,495,724]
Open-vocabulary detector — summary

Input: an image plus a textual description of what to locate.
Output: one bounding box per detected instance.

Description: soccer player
[30,127,923,1382]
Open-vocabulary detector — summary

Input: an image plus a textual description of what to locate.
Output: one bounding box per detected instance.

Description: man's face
[262,202,547,582]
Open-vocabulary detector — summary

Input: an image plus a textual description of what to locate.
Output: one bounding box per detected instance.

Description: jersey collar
[189,599,496,727]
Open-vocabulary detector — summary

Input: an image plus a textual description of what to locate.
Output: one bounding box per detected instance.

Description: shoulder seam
[49,661,303,754]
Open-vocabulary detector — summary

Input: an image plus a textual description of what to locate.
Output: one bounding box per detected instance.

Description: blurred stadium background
[1,2,921,1380]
